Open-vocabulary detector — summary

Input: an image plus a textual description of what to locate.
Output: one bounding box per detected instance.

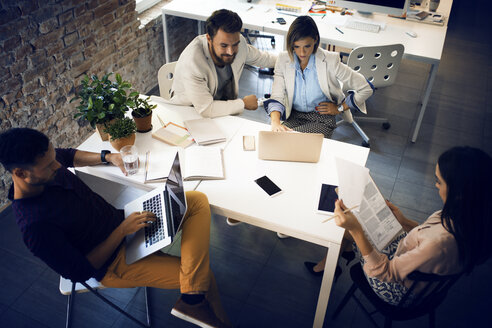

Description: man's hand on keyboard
[120,211,157,235]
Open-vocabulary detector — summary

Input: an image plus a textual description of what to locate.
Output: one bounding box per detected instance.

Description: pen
[144,151,150,183]
[322,14,326,19]
[335,27,344,34]
[321,205,359,223]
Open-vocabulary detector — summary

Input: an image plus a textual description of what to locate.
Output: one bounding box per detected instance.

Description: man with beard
[170,9,277,117]
[0,128,231,328]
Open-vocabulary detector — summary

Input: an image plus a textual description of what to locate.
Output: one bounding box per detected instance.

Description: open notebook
[145,147,224,183]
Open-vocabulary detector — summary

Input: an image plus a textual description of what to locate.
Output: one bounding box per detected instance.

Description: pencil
[321,205,359,223]
[157,114,165,127]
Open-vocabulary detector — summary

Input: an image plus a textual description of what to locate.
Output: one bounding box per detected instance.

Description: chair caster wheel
[362,141,370,148]
[382,122,391,130]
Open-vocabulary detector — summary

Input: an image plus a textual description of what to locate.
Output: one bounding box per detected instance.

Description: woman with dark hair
[266,16,373,138]
[329,146,492,305]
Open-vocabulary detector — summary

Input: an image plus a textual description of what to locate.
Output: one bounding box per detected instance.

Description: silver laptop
[258,131,324,163]
[124,152,187,264]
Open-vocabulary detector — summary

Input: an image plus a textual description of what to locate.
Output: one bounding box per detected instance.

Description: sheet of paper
[356,176,402,251]
[145,149,177,182]
[335,157,369,210]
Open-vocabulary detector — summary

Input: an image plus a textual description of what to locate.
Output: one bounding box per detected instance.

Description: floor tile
[391,180,443,215]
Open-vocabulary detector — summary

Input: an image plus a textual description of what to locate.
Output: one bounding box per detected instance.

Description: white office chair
[337,44,404,147]
[157,61,177,100]
[59,276,151,328]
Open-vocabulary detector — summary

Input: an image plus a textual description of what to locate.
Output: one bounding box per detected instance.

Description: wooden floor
[0,1,490,327]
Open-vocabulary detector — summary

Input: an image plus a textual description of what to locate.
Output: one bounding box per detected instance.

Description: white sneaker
[226,218,242,226]
[277,232,289,239]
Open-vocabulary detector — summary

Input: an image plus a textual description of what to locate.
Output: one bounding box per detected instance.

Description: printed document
[336,158,402,251]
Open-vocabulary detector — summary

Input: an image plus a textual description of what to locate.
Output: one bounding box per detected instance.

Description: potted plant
[71,73,137,140]
[104,117,137,151]
[130,95,156,133]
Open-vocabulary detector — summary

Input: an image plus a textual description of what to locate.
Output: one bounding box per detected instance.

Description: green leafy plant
[130,95,157,118]
[71,73,138,128]
[103,117,136,140]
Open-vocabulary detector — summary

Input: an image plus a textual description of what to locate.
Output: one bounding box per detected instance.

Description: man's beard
[210,45,236,66]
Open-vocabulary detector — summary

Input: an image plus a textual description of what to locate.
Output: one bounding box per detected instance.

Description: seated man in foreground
[170,9,277,117]
[0,128,230,328]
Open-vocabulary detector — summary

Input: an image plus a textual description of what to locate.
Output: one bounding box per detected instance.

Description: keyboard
[344,20,380,33]
[143,193,165,247]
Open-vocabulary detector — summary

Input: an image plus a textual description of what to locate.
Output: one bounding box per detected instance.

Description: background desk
[76,96,369,328]
[161,0,453,143]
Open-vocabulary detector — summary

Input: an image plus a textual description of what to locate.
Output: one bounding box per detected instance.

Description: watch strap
[101,150,111,164]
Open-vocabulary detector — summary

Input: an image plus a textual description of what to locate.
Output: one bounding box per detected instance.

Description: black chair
[59,276,151,328]
[332,263,462,328]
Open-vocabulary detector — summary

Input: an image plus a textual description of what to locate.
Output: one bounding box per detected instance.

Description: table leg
[313,242,341,328]
[197,20,203,35]
[162,13,170,63]
[411,62,439,143]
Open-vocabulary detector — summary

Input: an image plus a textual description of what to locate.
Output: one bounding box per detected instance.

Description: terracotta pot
[132,112,153,133]
[95,119,117,141]
[109,133,136,151]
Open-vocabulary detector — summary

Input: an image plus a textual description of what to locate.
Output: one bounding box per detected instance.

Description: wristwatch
[337,104,345,112]
[101,150,111,164]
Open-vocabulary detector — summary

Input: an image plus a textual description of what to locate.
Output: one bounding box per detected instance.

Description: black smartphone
[276,17,286,25]
[255,176,282,197]
[317,184,338,214]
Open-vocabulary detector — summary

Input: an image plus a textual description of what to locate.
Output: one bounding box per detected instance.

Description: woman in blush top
[332,146,492,305]
[265,15,373,138]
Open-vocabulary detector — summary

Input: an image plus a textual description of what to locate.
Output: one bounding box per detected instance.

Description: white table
[196,118,369,327]
[76,97,244,191]
[76,97,369,328]
[161,0,453,142]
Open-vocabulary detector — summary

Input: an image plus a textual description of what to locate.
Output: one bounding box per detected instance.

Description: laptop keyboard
[143,193,165,247]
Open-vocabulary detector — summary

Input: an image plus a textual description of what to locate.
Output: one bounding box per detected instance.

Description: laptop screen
[166,152,187,235]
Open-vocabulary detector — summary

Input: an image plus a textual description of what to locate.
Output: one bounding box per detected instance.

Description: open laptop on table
[258,131,324,163]
[124,151,187,264]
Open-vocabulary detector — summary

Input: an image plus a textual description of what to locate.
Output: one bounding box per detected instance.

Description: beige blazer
[170,34,277,118]
[270,49,373,122]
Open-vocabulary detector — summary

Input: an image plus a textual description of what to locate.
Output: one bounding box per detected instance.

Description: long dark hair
[438,146,492,274]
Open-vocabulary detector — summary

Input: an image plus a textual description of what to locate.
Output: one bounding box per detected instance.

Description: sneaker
[277,232,289,239]
[171,297,230,328]
[226,217,242,226]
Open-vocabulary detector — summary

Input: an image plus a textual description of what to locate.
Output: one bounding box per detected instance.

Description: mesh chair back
[158,61,177,100]
[347,44,404,88]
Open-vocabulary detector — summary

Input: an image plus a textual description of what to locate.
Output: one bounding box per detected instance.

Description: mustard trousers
[101,191,211,294]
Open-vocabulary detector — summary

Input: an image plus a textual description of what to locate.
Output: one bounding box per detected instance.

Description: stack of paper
[184,118,226,145]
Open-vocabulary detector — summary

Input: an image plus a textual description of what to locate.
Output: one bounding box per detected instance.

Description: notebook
[124,152,187,264]
[183,118,226,145]
[145,147,224,183]
[258,131,324,163]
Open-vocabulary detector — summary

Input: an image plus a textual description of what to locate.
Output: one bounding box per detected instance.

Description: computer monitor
[330,0,409,16]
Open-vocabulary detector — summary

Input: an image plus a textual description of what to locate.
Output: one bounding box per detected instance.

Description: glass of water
[120,145,139,175]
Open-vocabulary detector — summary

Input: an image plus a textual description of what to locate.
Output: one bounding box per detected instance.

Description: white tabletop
[75,97,244,191]
[196,118,370,247]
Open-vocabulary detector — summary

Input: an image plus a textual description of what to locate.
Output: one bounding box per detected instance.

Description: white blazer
[270,49,373,122]
[170,34,277,118]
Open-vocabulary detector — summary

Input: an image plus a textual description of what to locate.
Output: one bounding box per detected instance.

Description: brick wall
[0,0,197,207]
